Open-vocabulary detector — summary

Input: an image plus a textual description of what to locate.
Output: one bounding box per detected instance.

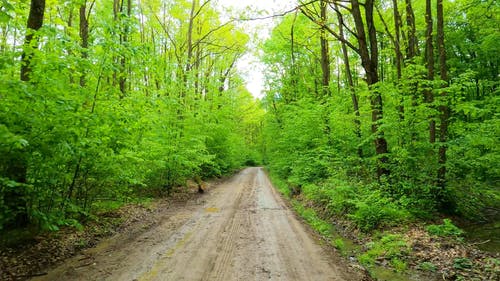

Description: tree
[20,0,45,81]
[436,0,450,204]
[261,0,499,222]
[0,0,259,231]
[301,0,389,177]
[425,0,436,143]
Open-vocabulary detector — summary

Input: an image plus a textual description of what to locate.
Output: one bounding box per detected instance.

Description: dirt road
[33,167,362,281]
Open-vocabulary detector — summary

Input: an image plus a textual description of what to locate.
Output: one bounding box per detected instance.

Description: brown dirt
[0,185,201,281]
[15,167,364,281]
[405,227,500,280]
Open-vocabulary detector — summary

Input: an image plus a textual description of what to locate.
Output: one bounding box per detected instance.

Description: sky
[216,0,297,98]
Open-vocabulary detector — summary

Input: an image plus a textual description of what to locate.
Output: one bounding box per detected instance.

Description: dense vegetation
[261,0,499,231]
[1,0,498,244]
[0,0,262,232]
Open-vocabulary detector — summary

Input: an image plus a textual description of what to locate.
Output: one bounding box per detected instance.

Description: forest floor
[2,167,366,281]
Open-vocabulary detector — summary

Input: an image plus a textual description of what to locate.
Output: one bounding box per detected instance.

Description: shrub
[453,257,473,270]
[418,261,438,272]
[426,219,463,237]
[358,234,410,270]
[349,191,410,232]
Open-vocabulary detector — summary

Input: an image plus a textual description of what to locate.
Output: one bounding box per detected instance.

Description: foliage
[358,234,410,271]
[426,219,464,237]
[349,192,410,232]
[0,0,263,232]
[293,201,331,237]
[453,258,473,270]
[261,0,499,234]
[418,262,438,272]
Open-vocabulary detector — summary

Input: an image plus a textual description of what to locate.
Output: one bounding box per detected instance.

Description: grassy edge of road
[265,169,500,281]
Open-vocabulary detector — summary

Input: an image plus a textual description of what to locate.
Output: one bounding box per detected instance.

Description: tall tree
[425,0,436,143]
[392,0,403,79]
[436,0,449,200]
[300,0,389,177]
[20,0,45,81]
[351,0,389,177]
[404,0,418,60]
[335,3,362,157]
[79,0,94,87]
[319,0,330,97]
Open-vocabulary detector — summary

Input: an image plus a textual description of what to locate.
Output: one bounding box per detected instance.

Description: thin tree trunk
[66,8,75,84]
[119,0,131,96]
[436,0,449,198]
[289,10,298,102]
[186,0,197,74]
[392,0,406,124]
[336,4,362,157]
[79,1,89,87]
[319,0,332,142]
[425,0,436,143]
[392,0,402,79]
[319,0,330,98]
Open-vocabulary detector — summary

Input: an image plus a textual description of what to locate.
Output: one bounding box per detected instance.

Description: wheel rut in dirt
[32,167,362,281]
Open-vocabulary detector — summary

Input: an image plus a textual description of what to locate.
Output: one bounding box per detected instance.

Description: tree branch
[234,0,319,21]
[300,6,360,54]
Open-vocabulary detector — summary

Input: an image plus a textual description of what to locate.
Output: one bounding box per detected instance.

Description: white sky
[216,0,297,98]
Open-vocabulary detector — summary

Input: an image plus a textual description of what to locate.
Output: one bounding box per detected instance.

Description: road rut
[33,167,362,281]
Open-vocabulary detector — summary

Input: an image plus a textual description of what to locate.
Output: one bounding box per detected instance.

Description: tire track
[203,170,257,281]
[32,168,362,281]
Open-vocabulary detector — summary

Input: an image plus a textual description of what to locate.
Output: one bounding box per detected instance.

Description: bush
[358,233,410,270]
[418,261,438,272]
[349,191,410,232]
[426,219,463,237]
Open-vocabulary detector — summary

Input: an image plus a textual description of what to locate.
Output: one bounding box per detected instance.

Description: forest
[0,0,498,277]
[0,0,263,232]
[261,0,499,229]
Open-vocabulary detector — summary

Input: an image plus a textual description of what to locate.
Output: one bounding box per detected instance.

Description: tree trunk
[336,4,362,158]
[119,0,131,96]
[13,0,45,228]
[351,0,389,177]
[79,2,89,87]
[289,11,298,102]
[20,0,45,81]
[436,0,449,201]
[319,0,330,98]
[404,0,418,59]
[392,0,403,79]
[186,0,197,74]
[425,0,436,144]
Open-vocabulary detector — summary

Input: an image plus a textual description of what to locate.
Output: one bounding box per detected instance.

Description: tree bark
[20,0,45,81]
[119,0,131,96]
[351,0,389,177]
[319,0,330,98]
[336,4,362,158]
[12,0,45,228]
[186,0,197,74]
[79,2,89,87]
[425,0,436,143]
[392,0,403,79]
[436,0,449,198]
[404,0,418,59]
